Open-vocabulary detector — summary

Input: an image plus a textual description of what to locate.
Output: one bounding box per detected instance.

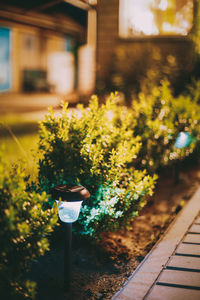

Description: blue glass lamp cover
[56,200,83,223]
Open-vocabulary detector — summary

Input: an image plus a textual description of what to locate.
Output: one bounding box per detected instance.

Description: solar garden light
[51,185,90,291]
[174,132,193,149]
[174,131,194,183]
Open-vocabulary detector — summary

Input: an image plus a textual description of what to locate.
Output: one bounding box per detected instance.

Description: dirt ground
[29,163,200,300]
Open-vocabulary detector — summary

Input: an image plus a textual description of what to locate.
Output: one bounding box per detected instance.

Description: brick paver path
[146,216,200,300]
[112,187,200,300]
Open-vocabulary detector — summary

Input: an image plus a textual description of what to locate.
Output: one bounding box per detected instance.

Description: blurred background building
[96,0,196,97]
[0,0,97,101]
[0,0,198,104]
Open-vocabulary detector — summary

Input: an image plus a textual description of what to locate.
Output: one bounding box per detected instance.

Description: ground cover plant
[0,134,39,174]
[0,156,58,299]
[38,95,157,238]
[0,119,39,178]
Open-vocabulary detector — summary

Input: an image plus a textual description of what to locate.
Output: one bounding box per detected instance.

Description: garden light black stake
[64,222,72,290]
[52,185,90,291]
[174,132,195,183]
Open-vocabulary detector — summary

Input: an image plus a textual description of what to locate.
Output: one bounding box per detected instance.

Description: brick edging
[112,187,200,300]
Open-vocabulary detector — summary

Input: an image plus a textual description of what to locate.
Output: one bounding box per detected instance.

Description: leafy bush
[132,80,200,173]
[0,157,58,299]
[38,94,157,238]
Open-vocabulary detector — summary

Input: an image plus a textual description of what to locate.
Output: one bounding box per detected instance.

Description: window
[119,0,193,37]
[0,27,11,92]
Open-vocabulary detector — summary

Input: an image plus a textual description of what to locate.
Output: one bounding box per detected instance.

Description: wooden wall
[96,0,119,79]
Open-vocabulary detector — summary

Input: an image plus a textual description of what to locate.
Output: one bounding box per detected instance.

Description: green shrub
[132,80,200,173]
[0,157,58,299]
[38,94,157,238]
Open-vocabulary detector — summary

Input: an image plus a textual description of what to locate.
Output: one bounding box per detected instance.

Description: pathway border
[112,186,200,300]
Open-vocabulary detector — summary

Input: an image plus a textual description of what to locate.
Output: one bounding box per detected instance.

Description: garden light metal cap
[51,185,90,223]
[51,185,90,202]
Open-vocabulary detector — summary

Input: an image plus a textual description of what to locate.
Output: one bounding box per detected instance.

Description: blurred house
[0,0,97,99]
[96,0,196,95]
[0,0,197,102]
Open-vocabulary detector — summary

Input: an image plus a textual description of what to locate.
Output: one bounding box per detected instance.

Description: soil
[29,163,200,300]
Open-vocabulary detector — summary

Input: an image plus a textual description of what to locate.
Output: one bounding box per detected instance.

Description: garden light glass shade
[174,132,192,149]
[56,200,83,223]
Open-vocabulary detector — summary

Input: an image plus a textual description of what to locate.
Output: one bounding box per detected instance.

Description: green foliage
[0,157,58,299]
[38,94,157,238]
[78,170,156,237]
[38,81,200,238]
[132,80,200,173]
